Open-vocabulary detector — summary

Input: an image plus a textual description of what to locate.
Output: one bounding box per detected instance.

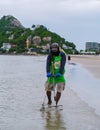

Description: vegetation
[0,15,78,54]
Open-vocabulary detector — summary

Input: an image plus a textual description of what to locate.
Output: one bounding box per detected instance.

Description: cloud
[0,0,100,50]
[1,0,100,18]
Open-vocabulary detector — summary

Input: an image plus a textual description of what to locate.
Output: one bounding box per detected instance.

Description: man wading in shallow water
[45,43,66,106]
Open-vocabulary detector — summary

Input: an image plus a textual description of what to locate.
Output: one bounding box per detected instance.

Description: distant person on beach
[45,43,66,106]
[68,55,71,64]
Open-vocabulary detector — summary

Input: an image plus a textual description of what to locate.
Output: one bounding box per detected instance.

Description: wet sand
[70,55,100,79]
[62,88,100,130]
[0,55,100,130]
[63,55,100,129]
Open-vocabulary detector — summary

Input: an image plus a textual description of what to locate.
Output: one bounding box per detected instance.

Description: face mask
[51,47,58,51]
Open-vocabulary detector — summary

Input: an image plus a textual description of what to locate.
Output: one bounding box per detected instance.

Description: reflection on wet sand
[41,108,67,130]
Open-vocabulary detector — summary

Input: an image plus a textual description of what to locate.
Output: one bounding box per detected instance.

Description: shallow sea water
[0,55,100,130]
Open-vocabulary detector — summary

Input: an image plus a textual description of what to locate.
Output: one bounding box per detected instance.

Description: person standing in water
[68,55,71,64]
[45,43,66,106]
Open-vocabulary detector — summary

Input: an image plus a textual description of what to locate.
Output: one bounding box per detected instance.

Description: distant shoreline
[71,55,100,79]
[1,54,100,79]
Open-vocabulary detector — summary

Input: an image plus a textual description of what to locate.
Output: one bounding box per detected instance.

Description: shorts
[45,81,65,93]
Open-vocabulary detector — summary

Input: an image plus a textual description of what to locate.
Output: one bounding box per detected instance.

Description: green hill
[0,15,78,54]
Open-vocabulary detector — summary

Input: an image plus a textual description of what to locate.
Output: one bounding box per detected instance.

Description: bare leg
[55,92,61,106]
[46,91,52,105]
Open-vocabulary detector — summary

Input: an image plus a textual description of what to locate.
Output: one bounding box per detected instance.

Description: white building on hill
[1,43,11,51]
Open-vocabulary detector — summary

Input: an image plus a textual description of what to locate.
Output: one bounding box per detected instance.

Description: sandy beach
[0,55,100,130]
[70,55,100,79]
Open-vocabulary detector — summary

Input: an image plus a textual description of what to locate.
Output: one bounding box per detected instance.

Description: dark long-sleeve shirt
[46,52,66,74]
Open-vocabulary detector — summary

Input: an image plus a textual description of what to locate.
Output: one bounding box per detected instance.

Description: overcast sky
[0,0,100,50]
